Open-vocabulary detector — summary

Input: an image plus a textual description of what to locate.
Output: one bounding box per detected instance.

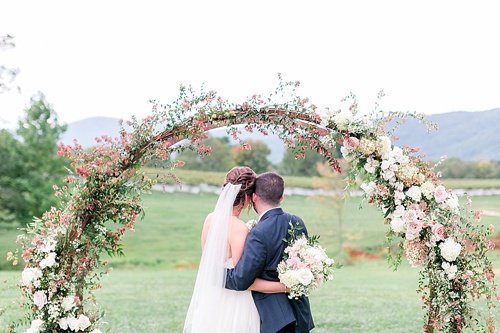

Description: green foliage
[232,139,271,174]
[434,158,500,179]
[173,136,234,171]
[0,93,68,225]
[279,145,340,177]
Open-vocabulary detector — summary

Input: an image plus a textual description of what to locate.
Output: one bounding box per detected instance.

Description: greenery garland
[6,75,498,333]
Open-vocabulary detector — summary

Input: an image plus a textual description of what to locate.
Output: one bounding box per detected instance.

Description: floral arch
[7,77,498,333]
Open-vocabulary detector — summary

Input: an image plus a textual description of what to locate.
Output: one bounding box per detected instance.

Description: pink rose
[402,210,418,223]
[33,290,47,308]
[431,223,445,240]
[434,185,448,203]
[77,314,91,330]
[343,137,359,150]
[406,220,422,235]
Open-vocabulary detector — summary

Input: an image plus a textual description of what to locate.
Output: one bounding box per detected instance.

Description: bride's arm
[248,278,289,293]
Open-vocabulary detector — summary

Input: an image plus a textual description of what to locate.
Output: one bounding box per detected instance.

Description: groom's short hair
[255,172,284,206]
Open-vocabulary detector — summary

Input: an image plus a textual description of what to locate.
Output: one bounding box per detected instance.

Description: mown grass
[1,190,499,332]
[0,263,424,333]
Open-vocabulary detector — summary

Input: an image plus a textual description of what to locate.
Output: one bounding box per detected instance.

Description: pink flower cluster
[278,234,335,299]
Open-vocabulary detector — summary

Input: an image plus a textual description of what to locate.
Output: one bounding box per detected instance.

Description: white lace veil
[183,183,241,332]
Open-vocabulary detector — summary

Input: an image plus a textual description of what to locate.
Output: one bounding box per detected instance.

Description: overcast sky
[1,1,499,129]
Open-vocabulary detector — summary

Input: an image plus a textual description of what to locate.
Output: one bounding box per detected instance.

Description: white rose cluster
[59,314,92,331]
[21,267,43,287]
[333,110,354,131]
[24,319,43,333]
[439,238,462,262]
[315,107,335,127]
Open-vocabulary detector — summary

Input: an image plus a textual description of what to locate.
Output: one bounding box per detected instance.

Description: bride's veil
[183,183,242,332]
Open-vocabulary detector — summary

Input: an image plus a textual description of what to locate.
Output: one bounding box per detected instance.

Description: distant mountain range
[60,108,500,163]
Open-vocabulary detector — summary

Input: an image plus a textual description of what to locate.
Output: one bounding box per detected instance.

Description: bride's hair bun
[224,166,256,208]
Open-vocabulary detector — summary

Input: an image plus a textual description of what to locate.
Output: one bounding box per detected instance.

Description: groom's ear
[279,195,284,203]
[252,193,257,202]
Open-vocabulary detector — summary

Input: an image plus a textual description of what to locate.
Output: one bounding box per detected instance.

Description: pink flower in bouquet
[403,209,418,223]
[434,185,448,203]
[431,223,446,241]
[77,314,92,331]
[404,239,428,268]
[33,290,47,308]
[287,254,302,269]
[406,220,423,237]
[343,137,359,150]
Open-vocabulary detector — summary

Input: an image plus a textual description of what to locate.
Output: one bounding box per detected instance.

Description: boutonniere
[246,218,258,230]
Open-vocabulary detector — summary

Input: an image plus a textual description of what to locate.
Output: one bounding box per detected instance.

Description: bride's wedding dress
[183,184,260,333]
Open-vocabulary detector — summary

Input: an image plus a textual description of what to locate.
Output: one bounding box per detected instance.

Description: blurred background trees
[0,92,68,225]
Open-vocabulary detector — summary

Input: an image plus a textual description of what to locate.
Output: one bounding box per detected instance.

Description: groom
[226,172,314,333]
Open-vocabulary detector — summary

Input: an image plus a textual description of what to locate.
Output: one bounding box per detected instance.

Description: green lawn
[1,191,499,332]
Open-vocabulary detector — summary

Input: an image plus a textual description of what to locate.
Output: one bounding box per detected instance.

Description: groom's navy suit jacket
[226,207,314,333]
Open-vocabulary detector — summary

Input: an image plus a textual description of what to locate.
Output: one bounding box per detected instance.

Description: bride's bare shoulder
[230,216,249,232]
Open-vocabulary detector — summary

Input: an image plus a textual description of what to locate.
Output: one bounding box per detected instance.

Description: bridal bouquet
[278,222,337,299]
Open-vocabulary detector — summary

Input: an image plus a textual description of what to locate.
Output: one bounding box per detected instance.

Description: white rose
[61,295,75,311]
[333,110,354,131]
[406,186,422,202]
[360,182,376,195]
[25,319,44,333]
[420,181,435,199]
[363,157,379,174]
[40,239,56,253]
[444,194,460,214]
[296,268,314,286]
[21,267,42,286]
[390,216,406,233]
[59,317,69,330]
[39,252,57,269]
[395,190,406,202]
[340,146,354,161]
[280,270,299,287]
[77,314,92,330]
[439,238,462,262]
[442,261,458,280]
[67,317,79,331]
[376,136,392,157]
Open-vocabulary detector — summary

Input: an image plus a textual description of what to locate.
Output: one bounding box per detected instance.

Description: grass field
[1,190,499,332]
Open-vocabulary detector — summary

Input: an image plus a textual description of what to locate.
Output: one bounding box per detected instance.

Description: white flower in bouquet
[439,238,462,262]
[246,219,258,230]
[390,216,406,233]
[442,261,458,280]
[25,318,43,333]
[360,182,376,195]
[333,110,354,131]
[406,186,422,202]
[39,252,57,269]
[279,269,300,288]
[376,136,392,157]
[363,157,379,174]
[278,225,337,299]
[296,268,314,285]
[340,146,354,161]
[61,295,76,311]
[316,107,335,127]
[21,267,43,287]
[444,194,460,214]
[420,181,435,200]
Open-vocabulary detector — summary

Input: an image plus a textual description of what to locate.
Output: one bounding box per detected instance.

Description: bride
[183,166,287,333]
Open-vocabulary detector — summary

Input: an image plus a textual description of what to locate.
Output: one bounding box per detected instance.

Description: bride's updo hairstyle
[223,166,256,209]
